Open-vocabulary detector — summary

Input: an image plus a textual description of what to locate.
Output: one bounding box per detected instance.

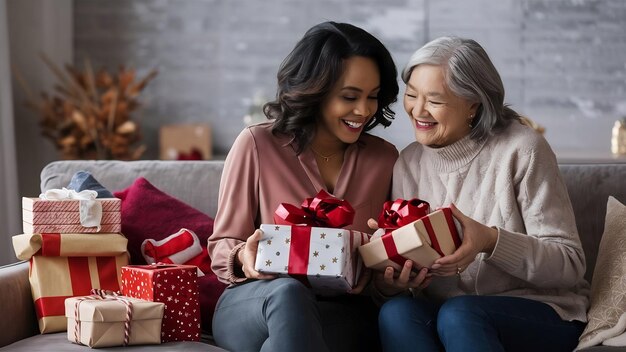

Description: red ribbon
[273,190,354,287]
[33,255,121,320]
[378,199,430,234]
[274,190,355,228]
[442,208,462,249]
[39,233,62,256]
[143,229,195,260]
[377,199,429,267]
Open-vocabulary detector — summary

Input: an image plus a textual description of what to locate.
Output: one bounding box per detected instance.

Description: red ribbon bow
[274,189,355,228]
[378,198,430,234]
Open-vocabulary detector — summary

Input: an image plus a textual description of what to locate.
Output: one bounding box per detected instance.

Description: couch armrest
[0,261,38,347]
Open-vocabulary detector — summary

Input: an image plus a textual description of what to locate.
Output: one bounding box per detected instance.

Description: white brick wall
[74,0,626,157]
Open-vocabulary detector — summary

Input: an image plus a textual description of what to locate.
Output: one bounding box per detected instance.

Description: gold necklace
[310,146,341,162]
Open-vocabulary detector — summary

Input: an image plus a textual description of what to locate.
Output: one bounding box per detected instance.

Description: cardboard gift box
[159,123,212,160]
[120,264,201,342]
[359,208,462,271]
[255,224,369,295]
[22,197,121,234]
[66,295,164,348]
[12,233,129,333]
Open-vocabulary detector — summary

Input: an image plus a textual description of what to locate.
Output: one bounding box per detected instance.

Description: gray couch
[1,159,625,351]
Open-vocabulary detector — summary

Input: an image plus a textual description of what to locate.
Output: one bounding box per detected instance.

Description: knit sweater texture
[393,120,590,322]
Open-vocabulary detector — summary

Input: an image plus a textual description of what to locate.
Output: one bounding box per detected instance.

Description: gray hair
[402,36,519,140]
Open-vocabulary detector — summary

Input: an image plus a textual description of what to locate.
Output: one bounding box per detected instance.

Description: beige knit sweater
[393,120,590,322]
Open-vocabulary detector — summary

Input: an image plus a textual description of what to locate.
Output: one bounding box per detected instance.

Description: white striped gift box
[22,197,121,212]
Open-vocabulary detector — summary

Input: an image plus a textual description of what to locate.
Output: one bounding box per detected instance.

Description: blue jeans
[378,295,585,352]
[212,278,380,352]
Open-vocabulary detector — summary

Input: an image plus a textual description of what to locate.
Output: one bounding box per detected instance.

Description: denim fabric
[379,295,585,352]
[67,171,114,198]
[212,278,380,352]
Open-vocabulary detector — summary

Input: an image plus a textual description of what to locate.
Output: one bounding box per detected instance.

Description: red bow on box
[378,198,430,234]
[274,189,355,228]
[270,190,355,288]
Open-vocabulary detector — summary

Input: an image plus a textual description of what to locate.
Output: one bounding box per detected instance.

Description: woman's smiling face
[317,56,380,146]
[404,64,478,148]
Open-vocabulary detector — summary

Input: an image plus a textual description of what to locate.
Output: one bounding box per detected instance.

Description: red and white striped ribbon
[73,289,134,346]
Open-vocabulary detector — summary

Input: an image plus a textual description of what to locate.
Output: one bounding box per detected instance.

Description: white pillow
[577,196,626,350]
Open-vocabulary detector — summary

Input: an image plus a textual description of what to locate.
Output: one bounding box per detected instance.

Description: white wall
[2,0,72,265]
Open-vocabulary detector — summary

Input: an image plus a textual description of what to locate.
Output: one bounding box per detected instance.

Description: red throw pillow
[114,177,226,332]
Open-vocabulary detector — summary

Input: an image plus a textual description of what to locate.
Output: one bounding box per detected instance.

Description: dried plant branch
[13,55,157,160]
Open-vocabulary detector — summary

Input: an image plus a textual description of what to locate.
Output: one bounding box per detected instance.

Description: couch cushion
[0,261,38,348]
[113,177,226,332]
[114,177,214,265]
[40,160,224,217]
[559,164,626,282]
[0,332,227,351]
[577,197,626,350]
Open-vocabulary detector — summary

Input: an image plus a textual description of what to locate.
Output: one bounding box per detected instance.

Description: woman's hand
[373,260,432,296]
[237,230,277,280]
[431,203,498,276]
[367,218,379,231]
[349,268,372,294]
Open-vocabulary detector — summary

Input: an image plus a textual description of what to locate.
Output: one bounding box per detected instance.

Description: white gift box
[255,224,369,295]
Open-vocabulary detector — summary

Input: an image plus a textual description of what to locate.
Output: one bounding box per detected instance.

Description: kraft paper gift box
[66,295,165,348]
[120,264,201,342]
[22,196,121,234]
[11,233,129,333]
[254,224,369,295]
[159,123,213,160]
[359,208,462,271]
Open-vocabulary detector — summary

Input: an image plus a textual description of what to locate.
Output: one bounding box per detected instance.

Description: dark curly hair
[264,21,399,153]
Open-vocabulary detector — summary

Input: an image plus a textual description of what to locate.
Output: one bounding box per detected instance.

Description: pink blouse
[208,122,398,284]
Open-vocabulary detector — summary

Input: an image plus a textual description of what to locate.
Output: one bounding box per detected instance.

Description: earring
[468,114,474,128]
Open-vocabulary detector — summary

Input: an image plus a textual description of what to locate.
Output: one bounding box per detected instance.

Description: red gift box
[120,264,200,342]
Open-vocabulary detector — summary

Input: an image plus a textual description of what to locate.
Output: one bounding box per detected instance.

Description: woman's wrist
[236,245,245,267]
[483,226,499,254]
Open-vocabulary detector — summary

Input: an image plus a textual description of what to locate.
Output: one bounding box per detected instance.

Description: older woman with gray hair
[374,37,589,351]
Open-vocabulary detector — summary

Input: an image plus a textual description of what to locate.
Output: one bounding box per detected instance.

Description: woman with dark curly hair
[208,21,399,351]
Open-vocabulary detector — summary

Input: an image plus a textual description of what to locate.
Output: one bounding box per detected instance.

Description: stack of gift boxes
[12,178,463,348]
[13,195,128,334]
[12,182,201,348]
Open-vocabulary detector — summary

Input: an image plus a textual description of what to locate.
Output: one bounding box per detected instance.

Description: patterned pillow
[577,196,626,350]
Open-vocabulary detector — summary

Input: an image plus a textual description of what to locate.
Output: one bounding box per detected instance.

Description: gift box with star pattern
[254,224,369,295]
[120,264,200,342]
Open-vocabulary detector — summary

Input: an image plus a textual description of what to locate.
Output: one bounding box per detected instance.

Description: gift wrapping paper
[22,197,121,212]
[120,264,201,342]
[22,210,121,225]
[22,222,121,234]
[254,224,369,295]
[359,208,462,271]
[11,232,129,333]
[66,295,164,348]
[13,233,128,260]
[22,197,121,234]
[29,254,128,333]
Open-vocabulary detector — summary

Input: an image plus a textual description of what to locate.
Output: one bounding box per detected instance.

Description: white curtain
[0,0,20,265]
